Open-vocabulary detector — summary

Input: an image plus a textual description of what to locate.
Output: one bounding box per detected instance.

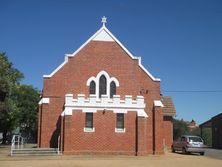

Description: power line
[140,89,222,94]
[161,89,222,93]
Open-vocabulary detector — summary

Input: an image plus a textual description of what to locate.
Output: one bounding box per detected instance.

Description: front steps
[11,148,60,156]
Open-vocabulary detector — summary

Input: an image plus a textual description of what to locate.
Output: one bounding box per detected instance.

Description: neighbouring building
[187,119,197,131]
[38,17,176,155]
[200,113,222,149]
[161,96,176,148]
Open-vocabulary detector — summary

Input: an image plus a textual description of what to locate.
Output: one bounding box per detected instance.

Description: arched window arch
[110,81,116,98]
[89,81,96,94]
[99,75,107,98]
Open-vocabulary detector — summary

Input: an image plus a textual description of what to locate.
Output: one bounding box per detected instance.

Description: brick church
[38,17,176,155]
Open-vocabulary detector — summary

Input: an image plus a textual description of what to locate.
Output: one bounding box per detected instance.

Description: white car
[172,135,206,155]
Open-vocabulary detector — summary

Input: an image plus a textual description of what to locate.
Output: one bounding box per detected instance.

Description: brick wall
[38,97,63,148]
[153,106,164,154]
[62,110,137,155]
[163,116,173,149]
[38,40,164,155]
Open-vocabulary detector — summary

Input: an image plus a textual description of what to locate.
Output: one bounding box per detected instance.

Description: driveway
[205,148,222,160]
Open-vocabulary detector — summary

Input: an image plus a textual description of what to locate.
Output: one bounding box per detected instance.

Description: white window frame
[84,127,95,133]
[115,128,126,133]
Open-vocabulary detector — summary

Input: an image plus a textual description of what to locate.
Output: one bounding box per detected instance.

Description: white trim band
[61,94,147,117]
[154,100,164,107]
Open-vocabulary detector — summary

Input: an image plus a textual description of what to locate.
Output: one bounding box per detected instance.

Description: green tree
[173,118,189,140]
[0,52,23,143]
[12,85,40,142]
[0,53,23,99]
[189,127,201,136]
[0,98,18,143]
[201,128,212,147]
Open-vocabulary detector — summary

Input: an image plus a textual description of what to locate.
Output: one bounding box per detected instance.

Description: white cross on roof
[101,16,107,27]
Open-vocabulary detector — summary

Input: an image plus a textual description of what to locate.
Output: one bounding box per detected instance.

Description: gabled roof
[162,96,176,116]
[199,112,222,128]
[43,19,161,82]
[199,119,212,128]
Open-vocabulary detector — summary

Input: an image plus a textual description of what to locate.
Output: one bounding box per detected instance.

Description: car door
[179,136,186,150]
[174,137,181,150]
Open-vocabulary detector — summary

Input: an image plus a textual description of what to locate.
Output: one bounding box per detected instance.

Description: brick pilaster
[153,106,164,154]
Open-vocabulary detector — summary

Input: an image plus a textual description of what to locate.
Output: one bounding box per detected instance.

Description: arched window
[89,81,96,94]
[110,81,116,98]
[99,75,107,98]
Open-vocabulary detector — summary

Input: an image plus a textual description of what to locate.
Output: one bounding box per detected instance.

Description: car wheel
[182,147,187,154]
[172,148,175,153]
[200,152,204,156]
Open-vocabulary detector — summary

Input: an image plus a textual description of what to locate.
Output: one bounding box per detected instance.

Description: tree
[12,85,40,142]
[0,53,23,99]
[0,98,18,143]
[0,52,23,143]
[0,53,40,144]
[173,118,189,140]
[189,127,201,136]
[201,128,212,147]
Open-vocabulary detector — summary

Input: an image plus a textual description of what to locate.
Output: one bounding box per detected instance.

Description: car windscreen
[189,137,202,142]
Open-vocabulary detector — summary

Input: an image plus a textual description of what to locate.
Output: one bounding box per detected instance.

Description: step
[11,148,60,156]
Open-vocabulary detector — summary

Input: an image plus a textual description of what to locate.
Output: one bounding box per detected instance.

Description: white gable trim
[92,29,115,41]
[43,25,161,82]
[43,55,69,78]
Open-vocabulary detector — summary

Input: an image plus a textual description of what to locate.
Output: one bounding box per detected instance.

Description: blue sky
[1,0,222,124]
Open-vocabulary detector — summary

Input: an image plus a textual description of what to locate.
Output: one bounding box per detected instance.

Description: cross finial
[101,16,107,27]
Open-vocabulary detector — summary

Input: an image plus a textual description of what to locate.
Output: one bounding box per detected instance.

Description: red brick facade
[38,23,174,155]
[163,116,173,148]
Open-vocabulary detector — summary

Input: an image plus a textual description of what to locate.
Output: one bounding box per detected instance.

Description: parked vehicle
[172,135,206,155]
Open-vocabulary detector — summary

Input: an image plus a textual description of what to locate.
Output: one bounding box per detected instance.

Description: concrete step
[11,148,59,156]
